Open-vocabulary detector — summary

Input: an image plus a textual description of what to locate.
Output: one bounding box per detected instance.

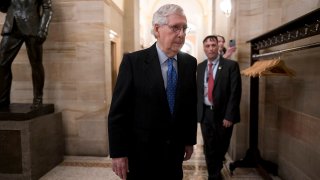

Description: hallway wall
[233,0,320,179]
[0,0,125,156]
[262,43,320,179]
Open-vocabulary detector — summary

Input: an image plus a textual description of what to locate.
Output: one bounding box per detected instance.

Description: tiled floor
[40,145,278,180]
[40,126,280,180]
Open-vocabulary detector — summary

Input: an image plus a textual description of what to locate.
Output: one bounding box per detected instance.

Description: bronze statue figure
[0,0,53,109]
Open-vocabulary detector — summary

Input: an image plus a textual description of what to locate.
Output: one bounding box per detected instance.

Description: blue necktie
[166,58,177,114]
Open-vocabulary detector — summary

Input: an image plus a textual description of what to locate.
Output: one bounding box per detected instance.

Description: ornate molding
[249,8,320,50]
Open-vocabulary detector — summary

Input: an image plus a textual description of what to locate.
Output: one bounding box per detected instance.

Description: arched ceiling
[140,0,212,27]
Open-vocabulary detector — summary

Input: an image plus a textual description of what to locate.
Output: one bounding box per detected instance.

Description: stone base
[0,113,64,180]
[0,103,54,121]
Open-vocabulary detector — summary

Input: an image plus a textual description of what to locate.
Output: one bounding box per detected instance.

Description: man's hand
[223,119,233,128]
[112,157,129,180]
[183,145,194,161]
[223,46,236,59]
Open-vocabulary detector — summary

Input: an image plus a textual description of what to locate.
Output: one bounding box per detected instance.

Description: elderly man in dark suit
[108,4,197,180]
[197,35,242,180]
[0,0,52,109]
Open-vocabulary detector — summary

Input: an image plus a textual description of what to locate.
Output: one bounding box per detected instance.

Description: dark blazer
[108,43,197,159]
[1,0,52,36]
[197,57,242,123]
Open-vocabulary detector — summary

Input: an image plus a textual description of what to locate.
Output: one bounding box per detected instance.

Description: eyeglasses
[164,24,190,34]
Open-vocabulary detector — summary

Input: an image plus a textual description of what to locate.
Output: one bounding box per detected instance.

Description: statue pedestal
[0,104,64,180]
[0,103,54,120]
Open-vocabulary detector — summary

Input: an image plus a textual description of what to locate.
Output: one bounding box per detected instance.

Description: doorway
[111,41,117,91]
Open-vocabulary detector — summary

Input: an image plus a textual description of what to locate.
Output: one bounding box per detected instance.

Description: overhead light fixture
[220,0,232,17]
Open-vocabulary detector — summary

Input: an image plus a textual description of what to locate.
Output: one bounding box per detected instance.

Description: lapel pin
[218,66,222,70]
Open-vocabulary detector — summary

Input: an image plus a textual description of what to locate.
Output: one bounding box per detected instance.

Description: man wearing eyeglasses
[108,3,197,180]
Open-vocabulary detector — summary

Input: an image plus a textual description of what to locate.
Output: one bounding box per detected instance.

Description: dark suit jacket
[1,0,52,36]
[197,57,242,123]
[108,43,197,159]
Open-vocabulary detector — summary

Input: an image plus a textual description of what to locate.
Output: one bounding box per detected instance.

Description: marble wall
[232,0,320,179]
[0,0,125,156]
[260,37,320,179]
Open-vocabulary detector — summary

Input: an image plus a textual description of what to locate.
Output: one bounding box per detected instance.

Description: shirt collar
[156,42,177,64]
[207,55,219,65]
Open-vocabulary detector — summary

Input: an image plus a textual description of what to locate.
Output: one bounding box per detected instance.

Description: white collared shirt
[204,56,220,105]
[156,43,178,89]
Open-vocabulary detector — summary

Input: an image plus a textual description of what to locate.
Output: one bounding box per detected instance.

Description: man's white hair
[151,4,185,36]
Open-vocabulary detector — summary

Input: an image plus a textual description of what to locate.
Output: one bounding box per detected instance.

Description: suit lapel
[176,52,184,88]
[172,52,184,114]
[198,60,207,96]
[143,44,168,108]
[214,57,224,91]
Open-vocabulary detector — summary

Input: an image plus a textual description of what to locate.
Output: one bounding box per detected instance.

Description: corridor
[40,127,279,180]
[40,146,276,180]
